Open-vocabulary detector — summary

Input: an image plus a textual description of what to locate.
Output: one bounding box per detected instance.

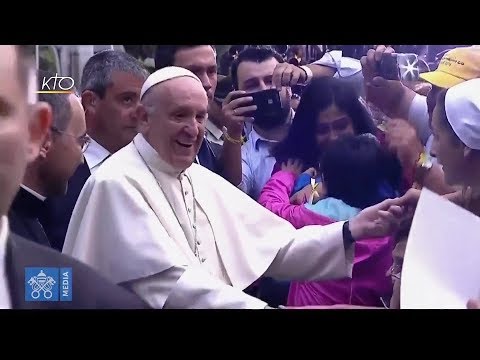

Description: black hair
[435,89,463,146]
[321,135,402,209]
[154,45,216,70]
[230,46,284,89]
[80,50,148,98]
[271,77,377,169]
[229,45,245,55]
[37,69,73,131]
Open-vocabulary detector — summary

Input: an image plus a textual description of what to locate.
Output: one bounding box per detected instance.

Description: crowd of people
[1,43,479,309]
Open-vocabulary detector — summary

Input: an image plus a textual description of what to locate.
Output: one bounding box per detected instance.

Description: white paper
[401,189,480,309]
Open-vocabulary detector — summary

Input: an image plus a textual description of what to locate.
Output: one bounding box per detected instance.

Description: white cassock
[63,133,355,308]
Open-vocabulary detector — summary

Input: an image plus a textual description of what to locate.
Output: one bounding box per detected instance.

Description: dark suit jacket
[39,161,91,251]
[197,139,223,175]
[8,187,50,248]
[5,232,149,309]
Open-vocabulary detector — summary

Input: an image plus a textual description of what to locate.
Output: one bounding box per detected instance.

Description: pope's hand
[348,198,404,240]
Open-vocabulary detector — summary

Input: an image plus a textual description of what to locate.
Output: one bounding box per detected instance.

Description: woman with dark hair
[272,76,377,174]
[258,77,401,307]
[259,135,401,307]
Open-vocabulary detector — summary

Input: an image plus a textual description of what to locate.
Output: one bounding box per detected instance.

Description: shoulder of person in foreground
[7,233,150,309]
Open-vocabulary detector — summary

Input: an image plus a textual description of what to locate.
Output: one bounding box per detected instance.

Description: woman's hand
[290,184,314,205]
[290,181,326,205]
[288,166,324,205]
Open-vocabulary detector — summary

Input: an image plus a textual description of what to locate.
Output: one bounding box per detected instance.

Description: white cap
[140,66,201,100]
[445,78,480,150]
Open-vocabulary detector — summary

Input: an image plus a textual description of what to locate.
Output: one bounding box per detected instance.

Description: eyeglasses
[51,127,91,153]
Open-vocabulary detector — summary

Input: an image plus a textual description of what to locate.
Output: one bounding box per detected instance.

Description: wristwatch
[414,151,433,188]
[342,221,356,246]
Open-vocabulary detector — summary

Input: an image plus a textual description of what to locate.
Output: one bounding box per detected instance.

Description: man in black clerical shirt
[9,70,89,248]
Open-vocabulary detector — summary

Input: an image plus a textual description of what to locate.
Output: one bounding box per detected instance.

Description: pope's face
[142,77,208,171]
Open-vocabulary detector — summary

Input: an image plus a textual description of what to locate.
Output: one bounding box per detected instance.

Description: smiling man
[62,66,406,309]
[154,45,223,174]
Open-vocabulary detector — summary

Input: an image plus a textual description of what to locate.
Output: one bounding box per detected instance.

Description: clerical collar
[133,133,186,177]
[20,184,46,202]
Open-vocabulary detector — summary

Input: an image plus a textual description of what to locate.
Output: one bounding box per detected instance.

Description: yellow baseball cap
[419,47,480,89]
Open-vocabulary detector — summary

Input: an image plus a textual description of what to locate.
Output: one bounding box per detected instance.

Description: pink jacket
[258,170,394,307]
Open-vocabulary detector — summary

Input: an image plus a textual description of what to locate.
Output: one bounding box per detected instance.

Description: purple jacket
[258,170,394,307]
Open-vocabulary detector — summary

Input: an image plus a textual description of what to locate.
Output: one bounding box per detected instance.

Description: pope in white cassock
[63,66,404,309]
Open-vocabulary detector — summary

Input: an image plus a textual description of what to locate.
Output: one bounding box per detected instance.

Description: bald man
[63,66,405,309]
[9,70,89,247]
[0,45,149,309]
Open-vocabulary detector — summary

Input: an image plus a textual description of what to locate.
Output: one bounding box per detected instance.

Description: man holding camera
[222,47,299,199]
[222,45,366,199]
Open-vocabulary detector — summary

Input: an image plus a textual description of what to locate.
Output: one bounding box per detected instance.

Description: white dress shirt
[0,216,12,309]
[239,128,278,200]
[84,137,111,174]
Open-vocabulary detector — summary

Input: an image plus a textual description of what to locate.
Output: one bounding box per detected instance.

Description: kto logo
[37,73,75,94]
[25,267,72,302]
